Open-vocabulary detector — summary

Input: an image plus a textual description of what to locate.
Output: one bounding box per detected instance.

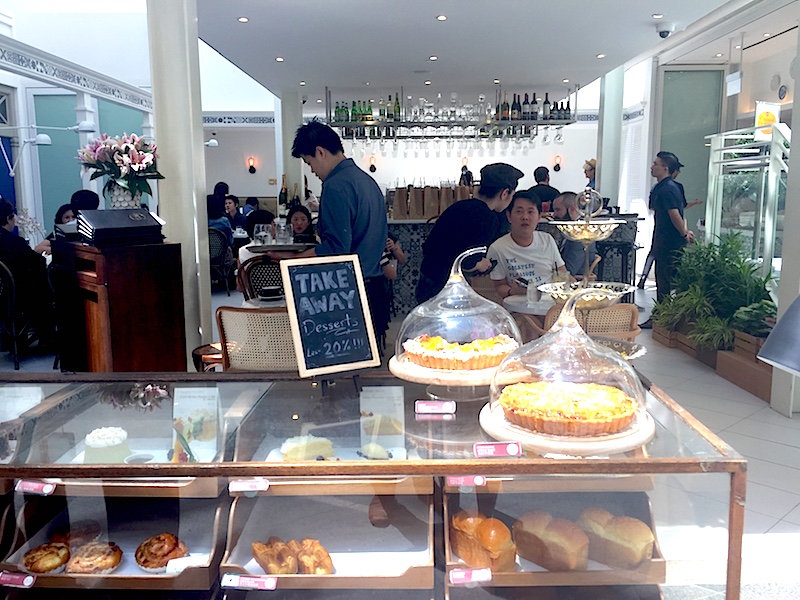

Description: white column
[146,0,211,360]
[141,112,159,214]
[278,90,303,212]
[74,92,101,199]
[769,23,800,416]
[596,65,624,206]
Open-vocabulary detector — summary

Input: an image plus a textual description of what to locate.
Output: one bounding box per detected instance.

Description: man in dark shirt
[528,166,560,208]
[416,163,523,303]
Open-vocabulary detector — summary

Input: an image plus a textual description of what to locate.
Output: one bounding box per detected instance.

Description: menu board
[280,254,380,377]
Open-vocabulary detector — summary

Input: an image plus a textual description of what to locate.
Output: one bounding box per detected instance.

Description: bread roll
[576,507,654,569]
[512,511,588,571]
[450,510,516,572]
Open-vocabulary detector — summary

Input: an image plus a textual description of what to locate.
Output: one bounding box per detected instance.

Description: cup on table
[276,223,292,244]
[254,224,272,245]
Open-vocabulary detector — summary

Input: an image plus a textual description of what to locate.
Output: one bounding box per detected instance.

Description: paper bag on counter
[423,186,440,217]
[392,187,408,219]
[439,186,455,213]
[455,185,471,202]
[408,187,424,219]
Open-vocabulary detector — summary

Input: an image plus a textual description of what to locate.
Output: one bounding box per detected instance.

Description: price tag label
[415,413,455,422]
[449,568,492,586]
[473,442,521,458]
[415,400,456,414]
[0,571,36,588]
[446,475,486,487]
[228,478,270,494]
[221,573,277,590]
[14,480,55,495]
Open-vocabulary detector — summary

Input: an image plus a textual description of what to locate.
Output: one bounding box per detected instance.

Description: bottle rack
[330,119,575,140]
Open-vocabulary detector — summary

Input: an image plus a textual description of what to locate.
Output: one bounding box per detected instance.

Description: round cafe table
[502,294,556,316]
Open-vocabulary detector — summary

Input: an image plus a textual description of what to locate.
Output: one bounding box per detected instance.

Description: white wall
[203,126,277,198]
[740,42,795,118]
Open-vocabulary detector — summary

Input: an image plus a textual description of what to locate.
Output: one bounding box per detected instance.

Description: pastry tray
[443,490,665,588]
[221,494,434,589]
[389,355,499,387]
[0,496,228,589]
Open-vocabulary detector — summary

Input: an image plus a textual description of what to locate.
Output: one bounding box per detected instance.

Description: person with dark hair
[70,189,100,212]
[417,163,524,303]
[207,190,232,245]
[552,191,596,277]
[55,204,76,225]
[287,205,316,243]
[487,190,569,300]
[244,209,275,241]
[242,196,259,216]
[303,175,319,211]
[458,164,473,187]
[528,166,560,208]
[224,195,247,230]
[273,120,388,343]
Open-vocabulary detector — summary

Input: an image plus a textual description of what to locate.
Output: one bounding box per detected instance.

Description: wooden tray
[443,490,666,588]
[221,494,434,589]
[389,355,499,387]
[0,496,228,590]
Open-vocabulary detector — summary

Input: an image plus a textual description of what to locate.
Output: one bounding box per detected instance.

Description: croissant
[252,536,298,574]
[287,538,333,575]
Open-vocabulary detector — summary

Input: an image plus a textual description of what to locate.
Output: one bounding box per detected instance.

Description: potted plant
[730,299,777,361]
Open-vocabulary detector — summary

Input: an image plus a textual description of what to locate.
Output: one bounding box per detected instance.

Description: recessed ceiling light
[275,57,284,62]
[365,82,370,86]
[238,16,249,23]
[437,15,447,21]
[715,53,723,58]
[735,45,741,49]
[596,53,606,59]
[424,80,432,85]
[652,14,664,19]
[299,81,305,86]
[764,32,771,37]
[316,99,322,103]
[493,78,500,84]
[429,55,438,61]
[562,78,570,83]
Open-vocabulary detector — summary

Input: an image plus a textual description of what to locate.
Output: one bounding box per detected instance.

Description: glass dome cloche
[391,247,522,381]
[488,288,648,442]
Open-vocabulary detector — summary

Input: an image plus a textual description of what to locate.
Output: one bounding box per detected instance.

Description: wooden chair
[466,273,503,305]
[238,256,283,301]
[216,306,298,372]
[208,227,234,296]
[524,303,641,342]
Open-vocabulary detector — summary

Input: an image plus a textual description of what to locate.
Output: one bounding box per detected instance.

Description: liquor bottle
[501,92,510,120]
[531,92,539,121]
[386,95,394,122]
[511,93,521,120]
[565,99,571,120]
[543,93,551,120]
[279,175,288,208]
[522,93,531,120]
[495,93,501,121]
[291,183,300,209]
[394,93,401,122]
[379,97,386,121]
[334,101,340,122]
[558,102,565,120]
[342,101,349,122]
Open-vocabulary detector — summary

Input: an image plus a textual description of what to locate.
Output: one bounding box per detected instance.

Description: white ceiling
[196,0,736,109]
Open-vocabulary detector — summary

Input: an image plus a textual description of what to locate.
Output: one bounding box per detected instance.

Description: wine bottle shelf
[331,119,575,140]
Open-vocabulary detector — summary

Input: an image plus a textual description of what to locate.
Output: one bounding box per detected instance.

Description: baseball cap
[480,163,524,191]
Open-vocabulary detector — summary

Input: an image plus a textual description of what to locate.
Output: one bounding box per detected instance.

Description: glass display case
[0,371,745,599]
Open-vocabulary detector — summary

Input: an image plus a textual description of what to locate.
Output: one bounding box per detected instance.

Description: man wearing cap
[416,163,523,303]
[528,166,560,207]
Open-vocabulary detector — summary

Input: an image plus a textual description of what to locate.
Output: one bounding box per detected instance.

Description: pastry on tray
[252,536,333,575]
[361,415,402,436]
[22,542,70,574]
[65,541,123,574]
[288,538,334,575]
[576,507,654,569]
[280,434,334,461]
[359,441,390,460]
[449,509,516,572]
[135,533,188,573]
[512,510,589,571]
[497,381,638,436]
[50,519,102,549]
[83,427,132,464]
[402,334,518,370]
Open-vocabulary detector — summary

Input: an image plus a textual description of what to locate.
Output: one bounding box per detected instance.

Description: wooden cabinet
[51,241,187,372]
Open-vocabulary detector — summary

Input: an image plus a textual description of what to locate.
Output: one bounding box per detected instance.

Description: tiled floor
[3,284,800,597]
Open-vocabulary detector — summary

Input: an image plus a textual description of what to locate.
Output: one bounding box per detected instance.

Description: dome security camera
[656,22,676,39]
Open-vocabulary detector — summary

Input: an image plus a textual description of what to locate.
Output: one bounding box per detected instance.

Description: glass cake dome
[394,247,522,371]
[489,288,647,438]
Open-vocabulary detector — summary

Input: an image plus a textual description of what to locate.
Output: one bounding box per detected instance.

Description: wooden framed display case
[0,372,745,599]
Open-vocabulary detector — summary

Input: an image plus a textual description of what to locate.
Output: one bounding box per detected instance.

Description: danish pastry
[22,542,70,574]
[252,537,298,575]
[50,519,102,549]
[287,538,334,575]
[135,533,188,573]
[65,541,123,574]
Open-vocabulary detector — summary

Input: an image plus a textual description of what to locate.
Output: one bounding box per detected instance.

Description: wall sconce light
[204,139,219,147]
[553,154,562,172]
[248,157,256,174]
[462,156,468,166]
[369,155,376,173]
[0,132,52,178]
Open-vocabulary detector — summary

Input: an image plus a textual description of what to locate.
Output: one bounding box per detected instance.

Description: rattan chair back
[216,306,298,372]
[238,256,283,301]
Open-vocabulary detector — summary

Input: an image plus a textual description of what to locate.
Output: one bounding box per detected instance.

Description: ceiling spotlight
[424,80,431,86]
[429,55,438,61]
[652,14,663,19]
[204,139,218,147]
[763,33,771,37]
[237,16,249,23]
[562,78,570,83]
[299,81,306,86]
[493,79,500,84]
[275,57,284,62]
[715,53,723,58]
[735,45,741,49]
[596,53,606,59]
[437,15,447,21]
[316,98,322,103]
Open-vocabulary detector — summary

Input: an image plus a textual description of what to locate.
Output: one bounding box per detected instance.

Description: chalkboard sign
[280,254,381,377]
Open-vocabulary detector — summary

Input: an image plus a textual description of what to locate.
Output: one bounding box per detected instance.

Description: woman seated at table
[224,195,247,230]
[287,205,318,244]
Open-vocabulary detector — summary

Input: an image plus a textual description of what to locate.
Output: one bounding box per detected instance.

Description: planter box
[652,324,677,348]
[676,332,717,369]
[717,350,772,402]
[734,330,767,363]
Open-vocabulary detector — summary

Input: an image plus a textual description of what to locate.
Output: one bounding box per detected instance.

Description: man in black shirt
[528,166,560,207]
[416,163,523,303]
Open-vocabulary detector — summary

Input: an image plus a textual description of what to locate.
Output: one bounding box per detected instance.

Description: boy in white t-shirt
[487,190,571,300]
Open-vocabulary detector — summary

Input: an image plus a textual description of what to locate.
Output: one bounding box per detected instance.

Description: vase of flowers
[78,133,164,209]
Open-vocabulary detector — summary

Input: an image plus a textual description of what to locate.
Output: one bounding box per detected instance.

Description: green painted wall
[33,94,82,230]
[97,99,143,138]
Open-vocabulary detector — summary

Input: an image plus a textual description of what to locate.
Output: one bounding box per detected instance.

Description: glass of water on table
[254,224,271,245]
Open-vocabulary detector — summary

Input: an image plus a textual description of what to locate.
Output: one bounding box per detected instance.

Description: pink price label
[221,574,277,590]
[415,413,455,422]
[14,480,55,495]
[415,400,456,414]
[473,442,522,458]
[0,571,36,588]
[228,479,270,493]
[449,568,492,586]
[446,475,487,487]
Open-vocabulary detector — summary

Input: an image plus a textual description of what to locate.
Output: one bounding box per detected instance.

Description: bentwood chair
[208,227,234,296]
[0,260,32,370]
[237,256,283,301]
[523,302,641,342]
[216,306,298,372]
